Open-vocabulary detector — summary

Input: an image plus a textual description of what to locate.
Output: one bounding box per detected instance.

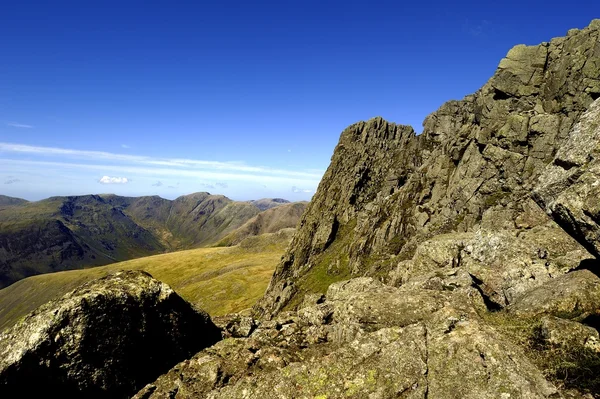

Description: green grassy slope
[0,229,294,332]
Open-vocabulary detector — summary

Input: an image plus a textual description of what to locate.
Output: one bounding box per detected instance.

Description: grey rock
[508,269,600,320]
[0,271,221,399]
[137,277,560,398]
[534,98,600,258]
[539,316,600,351]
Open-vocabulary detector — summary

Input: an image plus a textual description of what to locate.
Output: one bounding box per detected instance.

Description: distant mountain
[0,195,28,207]
[0,192,296,288]
[102,192,261,249]
[217,202,307,246]
[248,198,290,211]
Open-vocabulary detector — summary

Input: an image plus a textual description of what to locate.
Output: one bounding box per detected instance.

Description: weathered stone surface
[256,20,600,318]
[534,98,600,258]
[426,307,560,399]
[540,316,600,352]
[390,226,590,310]
[0,271,221,398]
[138,277,560,398]
[509,269,600,320]
[213,313,257,338]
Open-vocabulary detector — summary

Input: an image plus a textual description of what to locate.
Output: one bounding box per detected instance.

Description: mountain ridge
[0,192,296,288]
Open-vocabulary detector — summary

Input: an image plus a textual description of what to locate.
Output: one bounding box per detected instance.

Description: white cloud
[99,176,129,184]
[0,159,320,187]
[7,122,33,129]
[292,186,313,193]
[121,144,130,149]
[0,142,323,179]
[215,182,228,188]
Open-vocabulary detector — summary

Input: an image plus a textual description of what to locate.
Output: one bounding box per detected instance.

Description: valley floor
[0,230,290,332]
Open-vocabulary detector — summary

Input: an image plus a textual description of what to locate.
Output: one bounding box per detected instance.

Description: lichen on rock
[0,270,221,398]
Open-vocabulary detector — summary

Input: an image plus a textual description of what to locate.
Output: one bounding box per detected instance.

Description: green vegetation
[284,220,356,310]
[483,311,600,395]
[0,231,292,332]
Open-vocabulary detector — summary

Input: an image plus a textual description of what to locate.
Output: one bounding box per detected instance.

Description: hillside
[0,228,293,332]
[216,202,307,246]
[248,198,290,211]
[0,196,27,207]
[0,192,294,288]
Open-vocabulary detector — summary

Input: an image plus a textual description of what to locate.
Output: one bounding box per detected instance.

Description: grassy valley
[0,228,293,332]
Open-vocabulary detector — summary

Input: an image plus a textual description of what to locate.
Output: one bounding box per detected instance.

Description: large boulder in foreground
[0,270,221,399]
[534,98,600,258]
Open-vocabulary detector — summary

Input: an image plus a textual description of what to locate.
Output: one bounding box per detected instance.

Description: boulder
[508,269,600,320]
[0,271,221,398]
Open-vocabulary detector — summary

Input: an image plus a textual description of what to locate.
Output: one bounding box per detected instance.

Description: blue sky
[1,1,598,201]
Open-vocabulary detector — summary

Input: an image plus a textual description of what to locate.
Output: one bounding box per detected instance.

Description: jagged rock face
[0,271,221,399]
[257,20,600,318]
[534,97,600,258]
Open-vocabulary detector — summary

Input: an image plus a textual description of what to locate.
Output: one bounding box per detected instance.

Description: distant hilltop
[0,192,305,288]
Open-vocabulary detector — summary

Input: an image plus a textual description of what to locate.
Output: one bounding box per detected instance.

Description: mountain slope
[102,192,261,249]
[249,198,290,211]
[0,195,164,288]
[216,202,307,246]
[0,192,287,288]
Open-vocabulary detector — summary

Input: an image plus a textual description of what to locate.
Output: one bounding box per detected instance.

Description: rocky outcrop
[534,98,600,258]
[137,277,561,398]
[0,271,221,399]
[256,19,600,318]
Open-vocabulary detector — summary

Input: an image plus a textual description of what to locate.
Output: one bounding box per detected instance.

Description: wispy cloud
[7,122,33,129]
[121,144,130,149]
[0,142,323,180]
[292,186,313,193]
[152,181,163,187]
[200,183,215,189]
[462,19,491,38]
[99,176,129,184]
[216,182,228,188]
[4,178,21,184]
